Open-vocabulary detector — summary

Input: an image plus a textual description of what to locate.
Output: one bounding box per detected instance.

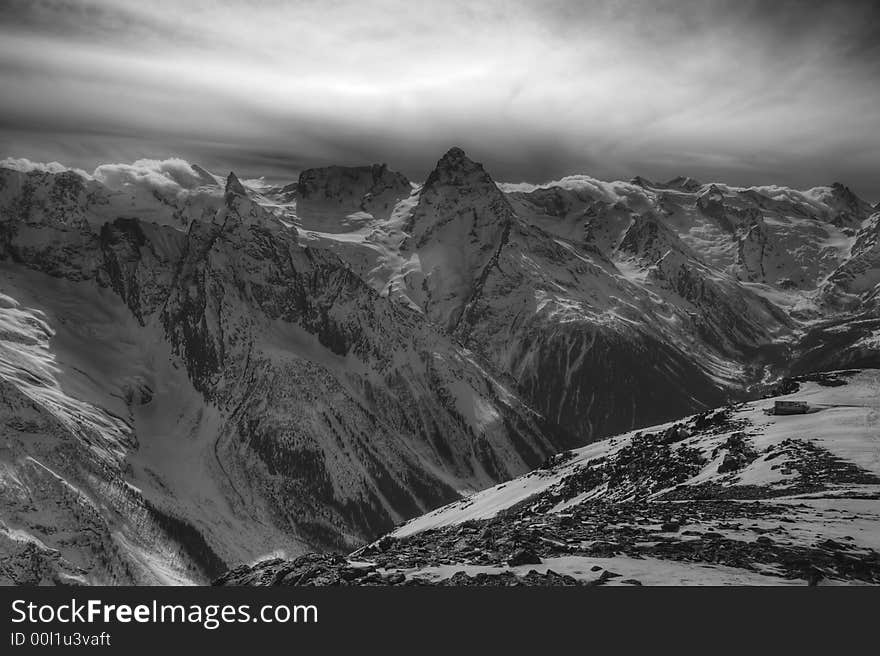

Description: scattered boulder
[508,548,542,567]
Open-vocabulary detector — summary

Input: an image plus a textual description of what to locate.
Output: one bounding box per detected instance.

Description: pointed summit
[665,176,703,192]
[437,146,473,169]
[225,171,248,201]
[404,146,515,331]
[423,146,495,190]
[828,181,870,207]
[409,146,513,245]
[617,212,695,266]
[826,181,872,225]
[218,170,284,231]
[191,164,220,187]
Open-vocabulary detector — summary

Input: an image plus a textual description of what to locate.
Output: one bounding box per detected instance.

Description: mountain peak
[413,147,510,231]
[295,163,411,227]
[191,164,219,186]
[424,146,495,191]
[617,211,690,264]
[404,146,515,331]
[665,176,703,192]
[825,181,874,225]
[440,146,467,162]
[829,181,863,205]
[225,171,247,199]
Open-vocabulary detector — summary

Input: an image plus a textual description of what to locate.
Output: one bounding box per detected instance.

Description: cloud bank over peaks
[1,156,223,199]
[0,157,90,178]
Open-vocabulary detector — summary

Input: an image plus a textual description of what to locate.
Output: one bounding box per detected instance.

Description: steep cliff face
[616,213,792,358]
[397,153,792,442]
[0,165,562,583]
[402,147,515,332]
[154,204,560,547]
[684,182,869,293]
[821,213,880,307]
[300,149,876,445]
[296,164,412,230]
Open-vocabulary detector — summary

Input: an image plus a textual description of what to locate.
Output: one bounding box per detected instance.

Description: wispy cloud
[1,0,878,197]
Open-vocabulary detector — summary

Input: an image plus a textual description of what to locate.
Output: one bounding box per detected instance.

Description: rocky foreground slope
[217,370,880,585]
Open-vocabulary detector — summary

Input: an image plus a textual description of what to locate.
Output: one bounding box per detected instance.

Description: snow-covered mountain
[219,370,880,586]
[1,150,878,585]
[290,148,879,440]
[0,162,564,584]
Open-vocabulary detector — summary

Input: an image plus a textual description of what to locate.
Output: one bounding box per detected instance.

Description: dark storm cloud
[0,0,877,197]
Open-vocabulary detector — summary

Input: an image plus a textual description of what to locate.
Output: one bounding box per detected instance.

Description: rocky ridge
[0,167,563,583]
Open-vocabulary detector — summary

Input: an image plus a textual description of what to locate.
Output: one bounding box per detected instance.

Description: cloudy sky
[1,0,878,197]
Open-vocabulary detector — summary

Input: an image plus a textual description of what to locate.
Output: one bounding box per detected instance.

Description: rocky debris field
[762,370,858,398]
[216,373,880,587]
[214,552,590,587]
[216,494,880,586]
[662,437,880,502]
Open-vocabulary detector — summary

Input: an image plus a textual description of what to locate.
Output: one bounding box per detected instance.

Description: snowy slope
[394,370,880,533]
[370,370,880,585]
[0,275,211,585]
[219,370,880,586]
[273,149,878,442]
[0,162,566,583]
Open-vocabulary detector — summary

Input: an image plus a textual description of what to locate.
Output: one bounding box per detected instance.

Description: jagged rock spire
[408,146,513,243]
[224,171,248,205]
[665,176,702,192]
[190,164,219,187]
[423,147,495,190]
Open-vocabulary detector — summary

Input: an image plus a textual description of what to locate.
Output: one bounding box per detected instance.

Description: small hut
[773,400,809,415]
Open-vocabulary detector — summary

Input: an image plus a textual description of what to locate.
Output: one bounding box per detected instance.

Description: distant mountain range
[1,148,878,584]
